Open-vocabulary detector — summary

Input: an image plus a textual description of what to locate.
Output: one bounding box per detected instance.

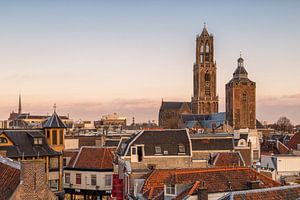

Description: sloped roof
[121,129,191,157]
[68,147,113,170]
[142,167,280,199]
[43,112,67,128]
[191,134,234,151]
[0,130,60,158]
[181,112,226,129]
[221,184,300,200]
[213,152,245,167]
[288,132,300,150]
[0,158,20,200]
[160,101,191,111]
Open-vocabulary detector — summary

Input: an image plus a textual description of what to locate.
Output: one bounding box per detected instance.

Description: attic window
[155,146,162,154]
[165,184,176,195]
[34,138,43,145]
[178,144,185,153]
[0,137,8,143]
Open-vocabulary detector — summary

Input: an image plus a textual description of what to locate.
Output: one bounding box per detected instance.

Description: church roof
[160,101,191,110]
[233,66,248,77]
[43,112,67,128]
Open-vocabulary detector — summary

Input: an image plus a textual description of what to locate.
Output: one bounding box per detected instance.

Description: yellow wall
[0,133,14,146]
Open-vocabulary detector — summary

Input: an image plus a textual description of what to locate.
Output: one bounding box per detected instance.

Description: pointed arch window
[205,42,209,52]
[205,72,211,96]
[200,44,204,53]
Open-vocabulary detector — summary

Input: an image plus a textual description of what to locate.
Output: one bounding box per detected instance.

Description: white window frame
[65,173,70,184]
[91,174,97,186]
[155,146,162,154]
[165,184,176,196]
[104,174,112,187]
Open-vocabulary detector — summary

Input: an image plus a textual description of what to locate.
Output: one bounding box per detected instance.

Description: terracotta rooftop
[213,152,245,167]
[142,167,281,199]
[288,132,300,150]
[68,147,113,170]
[222,184,300,200]
[0,158,20,200]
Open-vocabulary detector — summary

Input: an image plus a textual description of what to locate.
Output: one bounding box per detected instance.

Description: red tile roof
[288,132,300,150]
[142,167,281,199]
[71,147,113,169]
[223,185,300,200]
[277,140,290,154]
[0,161,20,200]
[213,152,245,167]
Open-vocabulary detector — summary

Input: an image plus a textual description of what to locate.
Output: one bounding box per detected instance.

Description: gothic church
[159,25,256,131]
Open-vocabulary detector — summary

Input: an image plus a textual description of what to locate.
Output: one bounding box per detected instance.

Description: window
[137,146,143,162]
[155,146,162,154]
[105,174,112,187]
[52,130,57,145]
[165,184,176,195]
[49,179,58,190]
[242,93,247,102]
[76,173,81,184]
[205,42,209,52]
[178,144,185,153]
[0,137,8,143]
[49,157,59,170]
[59,130,64,145]
[65,173,70,184]
[63,158,67,167]
[205,73,211,96]
[91,174,97,186]
[131,147,136,155]
[33,138,42,145]
[46,130,50,139]
[297,144,300,150]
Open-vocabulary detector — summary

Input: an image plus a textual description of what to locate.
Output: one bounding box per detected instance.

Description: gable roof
[0,157,20,200]
[67,147,113,170]
[141,167,280,199]
[221,184,300,200]
[121,129,191,157]
[287,132,300,150]
[0,130,60,158]
[43,112,67,128]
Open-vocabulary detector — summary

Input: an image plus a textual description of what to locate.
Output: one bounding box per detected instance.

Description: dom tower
[192,25,219,114]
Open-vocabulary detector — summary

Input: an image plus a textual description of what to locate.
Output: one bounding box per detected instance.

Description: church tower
[226,55,256,130]
[192,25,219,114]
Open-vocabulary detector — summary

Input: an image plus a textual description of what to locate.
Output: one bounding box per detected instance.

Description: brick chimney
[197,181,208,200]
[20,159,46,194]
[247,180,260,189]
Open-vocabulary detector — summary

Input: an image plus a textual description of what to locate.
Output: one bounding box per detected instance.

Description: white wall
[64,170,113,191]
[64,139,79,149]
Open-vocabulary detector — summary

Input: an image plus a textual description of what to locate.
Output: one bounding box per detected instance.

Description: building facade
[191,25,219,115]
[226,56,256,130]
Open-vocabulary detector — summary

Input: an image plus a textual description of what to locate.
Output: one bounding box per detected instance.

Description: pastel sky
[0,1,300,124]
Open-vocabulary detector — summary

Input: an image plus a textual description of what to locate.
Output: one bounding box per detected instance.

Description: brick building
[226,56,256,130]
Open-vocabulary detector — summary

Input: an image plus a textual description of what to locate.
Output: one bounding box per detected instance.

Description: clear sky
[0,1,300,124]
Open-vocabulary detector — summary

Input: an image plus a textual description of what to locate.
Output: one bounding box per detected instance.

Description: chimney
[247,181,260,189]
[0,150,7,157]
[20,159,46,191]
[197,181,208,200]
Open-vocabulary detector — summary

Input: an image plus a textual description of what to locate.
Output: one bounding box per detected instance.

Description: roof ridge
[72,146,83,168]
[188,181,200,195]
[100,148,107,168]
[174,167,249,175]
[250,168,281,186]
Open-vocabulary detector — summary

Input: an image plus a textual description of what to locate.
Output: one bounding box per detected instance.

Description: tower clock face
[205,82,210,87]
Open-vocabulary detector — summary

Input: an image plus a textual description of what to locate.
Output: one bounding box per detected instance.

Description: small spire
[53,103,57,113]
[18,92,22,114]
[240,50,242,58]
[204,22,206,28]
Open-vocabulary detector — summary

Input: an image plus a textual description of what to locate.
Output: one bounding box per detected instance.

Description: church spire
[18,93,22,114]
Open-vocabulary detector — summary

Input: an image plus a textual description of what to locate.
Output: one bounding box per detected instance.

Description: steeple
[233,54,248,79]
[18,93,22,114]
[200,22,209,36]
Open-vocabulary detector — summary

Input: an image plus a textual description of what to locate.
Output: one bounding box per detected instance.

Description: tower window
[59,130,64,145]
[205,42,209,53]
[0,137,8,143]
[242,93,247,102]
[52,130,57,145]
[200,44,204,53]
[205,73,211,96]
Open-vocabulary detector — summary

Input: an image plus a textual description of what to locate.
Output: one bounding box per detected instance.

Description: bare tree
[276,116,293,133]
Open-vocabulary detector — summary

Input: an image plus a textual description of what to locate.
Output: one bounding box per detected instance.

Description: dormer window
[165,184,176,195]
[178,144,185,153]
[34,138,43,145]
[155,146,162,154]
[0,137,8,143]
